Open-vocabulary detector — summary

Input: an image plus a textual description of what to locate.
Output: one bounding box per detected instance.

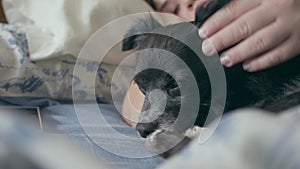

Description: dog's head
[122,0,230,155]
[123,26,209,156]
[123,23,215,151]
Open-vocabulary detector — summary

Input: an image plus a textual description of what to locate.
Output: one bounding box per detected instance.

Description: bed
[0,1,300,169]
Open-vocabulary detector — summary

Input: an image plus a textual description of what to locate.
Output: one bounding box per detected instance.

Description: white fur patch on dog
[184,126,204,139]
[147,129,164,143]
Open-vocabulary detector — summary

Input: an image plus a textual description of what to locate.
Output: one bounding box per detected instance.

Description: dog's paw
[184,126,203,139]
[145,130,191,158]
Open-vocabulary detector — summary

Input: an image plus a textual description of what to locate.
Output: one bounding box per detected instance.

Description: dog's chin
[144,129,192,158]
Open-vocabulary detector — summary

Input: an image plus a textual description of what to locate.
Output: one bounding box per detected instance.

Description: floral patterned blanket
[0,23,131,103]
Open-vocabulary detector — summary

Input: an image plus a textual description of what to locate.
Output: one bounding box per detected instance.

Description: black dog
[122,0,300,157]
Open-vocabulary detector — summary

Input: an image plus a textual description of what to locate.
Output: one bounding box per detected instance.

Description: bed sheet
[157,107,300,169]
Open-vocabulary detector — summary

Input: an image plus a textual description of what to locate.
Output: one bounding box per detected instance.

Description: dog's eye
[167,87,180,97]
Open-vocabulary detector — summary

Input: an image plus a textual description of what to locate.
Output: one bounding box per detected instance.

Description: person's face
[153,0,209,21]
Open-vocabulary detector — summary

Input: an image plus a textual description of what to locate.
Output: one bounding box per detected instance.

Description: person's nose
[180,0,195,10]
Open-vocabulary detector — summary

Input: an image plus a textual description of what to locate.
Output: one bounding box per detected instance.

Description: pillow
[2,0,154,62]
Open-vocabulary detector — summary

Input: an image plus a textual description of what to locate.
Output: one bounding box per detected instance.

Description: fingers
[243,36,299,72]
[201,4,275,56]
[199,0,261,38]
[198,0,300,72]
[220,19,289,67]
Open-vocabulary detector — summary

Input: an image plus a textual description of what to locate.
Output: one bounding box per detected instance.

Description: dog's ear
[194,0,231,27]
[122,34,147,51]
[122,14,162,51]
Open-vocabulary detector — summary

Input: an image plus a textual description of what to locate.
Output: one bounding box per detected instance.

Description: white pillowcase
[2,0,153,62]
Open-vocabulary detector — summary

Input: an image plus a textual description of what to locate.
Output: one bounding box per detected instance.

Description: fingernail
[199,26,207,38]
[220,55,231,66]
[243,64,253,72]
[202,40,215,56]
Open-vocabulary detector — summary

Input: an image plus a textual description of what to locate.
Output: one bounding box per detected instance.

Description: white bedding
[158,107,300,169]
[2,0,153,62]
[0,0,156,102]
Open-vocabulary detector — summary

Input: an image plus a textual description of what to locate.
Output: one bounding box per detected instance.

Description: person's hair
[145,0,157,10]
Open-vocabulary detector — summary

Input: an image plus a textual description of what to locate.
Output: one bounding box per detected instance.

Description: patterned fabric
[0,23,132,103]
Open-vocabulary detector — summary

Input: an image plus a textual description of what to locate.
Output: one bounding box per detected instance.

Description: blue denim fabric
[42,104,164,169]
[0,98,164,169]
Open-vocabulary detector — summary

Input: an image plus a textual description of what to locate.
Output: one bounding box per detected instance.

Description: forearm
[122,82,145,127]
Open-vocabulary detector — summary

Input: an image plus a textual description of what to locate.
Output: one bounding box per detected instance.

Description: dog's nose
[136,123,157,138]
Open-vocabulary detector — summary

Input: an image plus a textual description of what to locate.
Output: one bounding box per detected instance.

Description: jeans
[42,104,164,169]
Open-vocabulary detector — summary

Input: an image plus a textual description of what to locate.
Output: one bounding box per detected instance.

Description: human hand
[199,0,300,72]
